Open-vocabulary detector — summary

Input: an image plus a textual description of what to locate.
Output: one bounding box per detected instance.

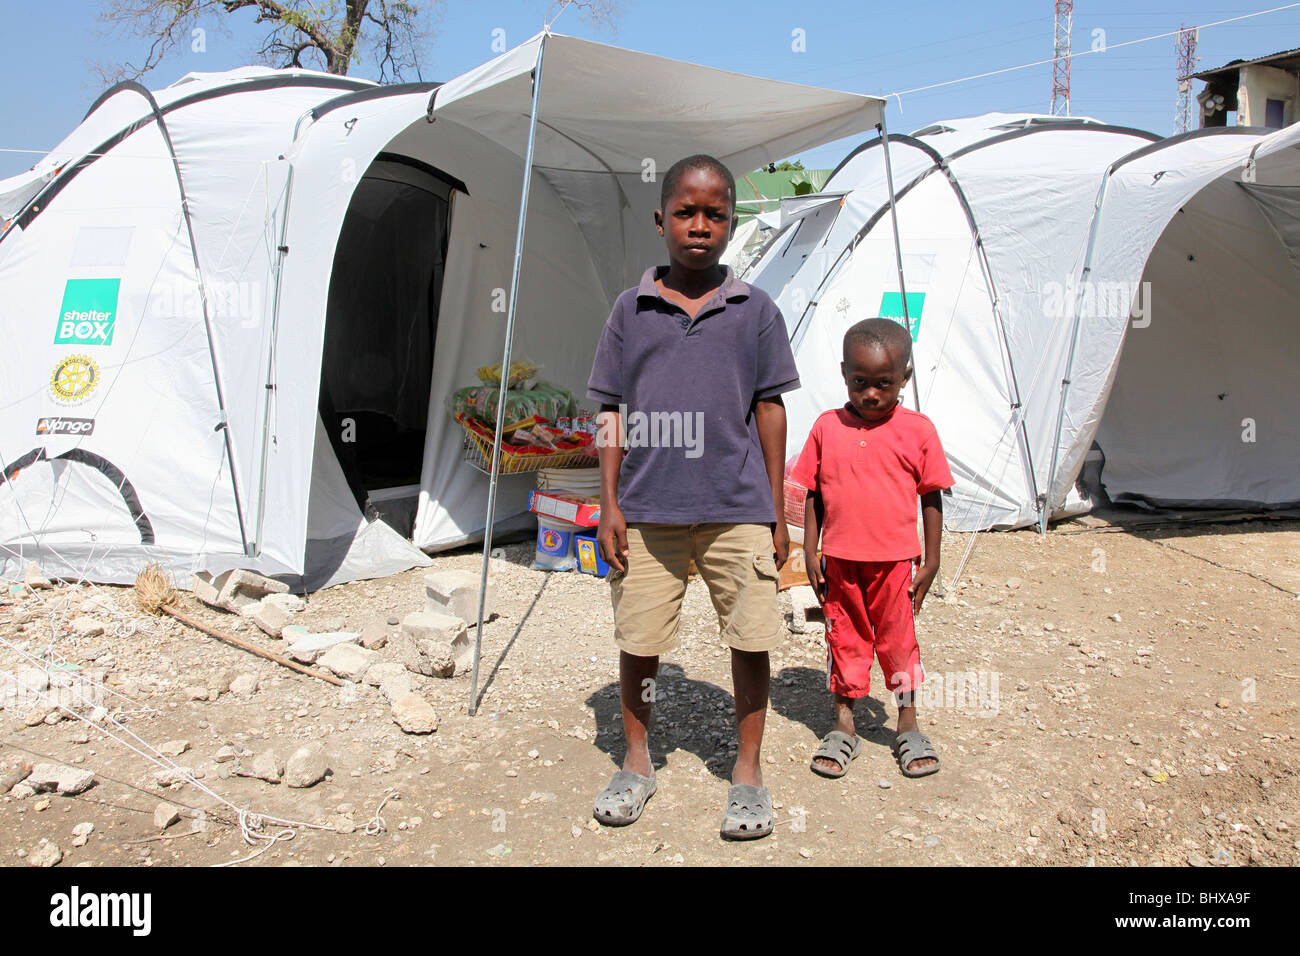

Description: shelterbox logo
[54,279,120,346]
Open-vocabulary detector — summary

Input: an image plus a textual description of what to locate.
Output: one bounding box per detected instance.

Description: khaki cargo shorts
[609,522,783,657]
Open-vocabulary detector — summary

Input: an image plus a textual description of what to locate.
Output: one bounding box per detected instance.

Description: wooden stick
[162,606,343,686]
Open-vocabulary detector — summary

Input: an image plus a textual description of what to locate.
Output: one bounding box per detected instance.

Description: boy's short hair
[843,318,913,368]
[660,154,736,213]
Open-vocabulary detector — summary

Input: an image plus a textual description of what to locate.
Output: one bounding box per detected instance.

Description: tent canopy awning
[776,190,849,227]
[431,31,885,176]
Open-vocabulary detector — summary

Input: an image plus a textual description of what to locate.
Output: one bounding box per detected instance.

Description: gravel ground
[0,516,1296,867]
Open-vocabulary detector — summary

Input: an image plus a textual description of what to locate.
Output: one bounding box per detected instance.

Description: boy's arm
[803,490,825,602]
[909,490,944,613]
[595,403,628,573]
[754,396,790,568]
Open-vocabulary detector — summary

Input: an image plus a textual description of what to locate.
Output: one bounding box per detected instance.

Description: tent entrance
[318,154,459,535]
[1094,177,1300,511]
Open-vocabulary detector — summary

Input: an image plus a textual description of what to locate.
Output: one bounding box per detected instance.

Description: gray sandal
[593,770,656,826]
[720,784,773,840]
[810,730,861,779]
[894,730,940,778]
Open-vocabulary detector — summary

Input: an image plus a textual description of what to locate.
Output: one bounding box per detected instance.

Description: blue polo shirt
[587,266,800,525]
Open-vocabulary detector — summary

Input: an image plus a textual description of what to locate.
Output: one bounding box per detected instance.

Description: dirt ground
[1,516,1297,867]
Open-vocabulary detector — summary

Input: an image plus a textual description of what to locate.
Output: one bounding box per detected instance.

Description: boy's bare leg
[812,693,857,773]
[730,648,769,787]
[896,700,937,772]
[619,651,659,777]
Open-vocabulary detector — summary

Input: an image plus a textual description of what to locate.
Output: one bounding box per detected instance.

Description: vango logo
[36,416,95,437]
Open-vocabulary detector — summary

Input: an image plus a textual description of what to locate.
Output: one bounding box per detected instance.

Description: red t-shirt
[790,403,954,562]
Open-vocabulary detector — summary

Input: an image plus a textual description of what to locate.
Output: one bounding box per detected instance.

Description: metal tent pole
[877,117,920,412]
[469,34,548,716]
[1040,167,1114,533]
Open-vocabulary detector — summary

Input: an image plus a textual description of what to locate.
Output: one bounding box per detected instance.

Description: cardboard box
[527,489,601,528]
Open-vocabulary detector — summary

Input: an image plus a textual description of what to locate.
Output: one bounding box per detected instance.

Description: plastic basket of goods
[457,413,597,476]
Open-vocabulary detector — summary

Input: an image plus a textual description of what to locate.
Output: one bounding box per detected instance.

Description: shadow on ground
[583,663,897,781]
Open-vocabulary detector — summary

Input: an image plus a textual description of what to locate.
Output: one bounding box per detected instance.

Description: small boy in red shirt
[790,318,954,779]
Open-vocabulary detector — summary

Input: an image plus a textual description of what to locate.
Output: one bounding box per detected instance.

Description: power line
[887,1,1300,100]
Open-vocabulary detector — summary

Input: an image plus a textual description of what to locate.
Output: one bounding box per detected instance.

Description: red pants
[823,556,925,699]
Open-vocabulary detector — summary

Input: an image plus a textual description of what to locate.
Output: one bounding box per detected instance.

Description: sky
[2,0,1297,179]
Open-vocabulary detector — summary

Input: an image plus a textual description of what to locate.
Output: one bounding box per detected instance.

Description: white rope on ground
[0,633,337,863]
[366,787,399,836]
[886,2,1300,100]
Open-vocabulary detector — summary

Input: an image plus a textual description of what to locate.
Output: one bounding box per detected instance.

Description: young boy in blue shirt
[586,155,800,840]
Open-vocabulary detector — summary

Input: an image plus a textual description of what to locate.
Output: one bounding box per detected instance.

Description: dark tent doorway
[318,154,463,536]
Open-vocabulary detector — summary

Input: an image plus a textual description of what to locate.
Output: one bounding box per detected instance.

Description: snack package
[449,382,575,426]
[478,359,540,388]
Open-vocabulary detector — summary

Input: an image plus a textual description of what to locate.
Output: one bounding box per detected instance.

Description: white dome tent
[0,33,884,589]
[743,113,1300,532]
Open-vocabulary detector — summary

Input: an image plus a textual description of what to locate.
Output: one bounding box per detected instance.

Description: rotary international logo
[49,354,100,406]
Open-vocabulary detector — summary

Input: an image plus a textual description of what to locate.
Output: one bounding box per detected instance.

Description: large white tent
[744,113,1300,531]
[0,32,883,588]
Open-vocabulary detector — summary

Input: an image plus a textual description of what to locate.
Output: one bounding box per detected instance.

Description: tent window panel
[320,165,453,506]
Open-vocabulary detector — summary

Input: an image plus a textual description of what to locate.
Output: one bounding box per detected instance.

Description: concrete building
[1194,48,1300,129]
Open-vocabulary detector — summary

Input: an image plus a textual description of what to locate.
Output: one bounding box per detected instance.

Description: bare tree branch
[95,1,621,85]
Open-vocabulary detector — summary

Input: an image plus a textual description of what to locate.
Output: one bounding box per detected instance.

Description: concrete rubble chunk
[152,767,194,788]
[284,745,329,789]
[24,562,54,590]
[28,762,96,795]
[158,739,190,757]
[191,571,221,608]
[194,569,290,612]
[365,661,406,688]
[28,841,62,867]
[23,708,54,727]
[263,592,305,614]
[1,764,33,793]
[425,569,497,625]
[359,623,389,650]
[229,673,259,698]
[207,669,236,698]
[69,616,105,639]
[154,802,182,830]
[286,631,360,664]
[391,693,438,734]
[379,671,413,704]
[317,644,379,682]
[247,750,284,784]
[398,611,470,678]
[249,599,294,638]
[70,821,94,847]
[185,685,212,702]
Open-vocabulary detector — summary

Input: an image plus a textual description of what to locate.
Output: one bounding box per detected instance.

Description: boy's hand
[806,550,827,604]
[909,559,940,614]
[597,503,629,574]
[772,522,790,569]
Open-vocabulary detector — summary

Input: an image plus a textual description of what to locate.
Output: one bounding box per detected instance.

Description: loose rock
[391,693,439,734]
[28,841,62,867]
[154,803,181,830]
[284,745,329,789]
[28,762,96,795]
